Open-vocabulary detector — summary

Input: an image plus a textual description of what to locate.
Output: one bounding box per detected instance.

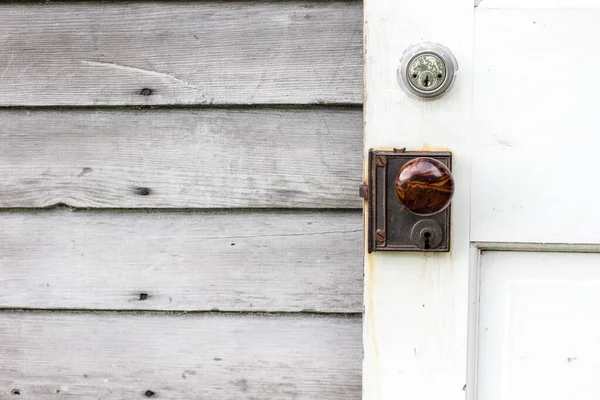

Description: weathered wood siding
[0,209,362,312]
[0,109,362,208]
[0,2,362,106]
[0,312,362,399]
[0,1,363,398]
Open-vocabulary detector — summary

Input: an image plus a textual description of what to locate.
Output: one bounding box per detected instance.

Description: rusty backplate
[365,149,452,253]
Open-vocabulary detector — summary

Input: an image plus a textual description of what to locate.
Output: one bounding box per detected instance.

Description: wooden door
[364,0,600,399]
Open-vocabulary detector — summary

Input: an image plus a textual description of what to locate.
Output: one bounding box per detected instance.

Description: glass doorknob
[395,157,454,216]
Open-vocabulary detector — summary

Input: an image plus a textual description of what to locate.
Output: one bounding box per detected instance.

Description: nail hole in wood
[140,88,153,96]
[139,293,149,301]
[135,187,151,196]
[145,390,156,397]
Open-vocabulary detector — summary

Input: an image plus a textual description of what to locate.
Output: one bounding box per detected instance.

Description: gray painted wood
[0,311,361,399]
[0,209,362,313]
[0,1,362,106]
[0,108,362,208]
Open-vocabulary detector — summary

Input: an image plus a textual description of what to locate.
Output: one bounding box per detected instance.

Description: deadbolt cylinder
[398,43,458,99]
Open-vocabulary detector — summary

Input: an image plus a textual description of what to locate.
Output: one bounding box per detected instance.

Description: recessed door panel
[478,251,600,400]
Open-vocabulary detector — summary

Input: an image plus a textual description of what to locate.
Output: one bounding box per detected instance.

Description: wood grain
[0,311,361,399]
[0,209,362,313]
[0,108,362,208]
[0,1,362,106]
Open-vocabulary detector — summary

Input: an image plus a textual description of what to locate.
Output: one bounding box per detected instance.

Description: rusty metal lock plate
[362,149,452,253]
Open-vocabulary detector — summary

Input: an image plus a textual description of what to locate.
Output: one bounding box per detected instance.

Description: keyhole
[423,231,431,249]
[417,71,435,89]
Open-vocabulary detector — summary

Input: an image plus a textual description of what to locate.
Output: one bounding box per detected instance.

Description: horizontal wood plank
[0,1,362,106]
[0,209,362,313]
[0,311,361,399]
[0,108,362,208]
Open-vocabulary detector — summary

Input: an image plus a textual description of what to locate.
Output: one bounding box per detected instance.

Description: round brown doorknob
[395,157,454,216]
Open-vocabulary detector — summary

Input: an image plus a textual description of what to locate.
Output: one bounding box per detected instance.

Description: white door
[363,0,600,399]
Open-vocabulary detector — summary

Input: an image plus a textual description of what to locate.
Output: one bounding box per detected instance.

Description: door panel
[472,9,600,244]
[478,251,600,400]
[477,0,599,9]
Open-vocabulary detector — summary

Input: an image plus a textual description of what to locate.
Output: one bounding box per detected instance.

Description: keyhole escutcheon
[410,219,444,250]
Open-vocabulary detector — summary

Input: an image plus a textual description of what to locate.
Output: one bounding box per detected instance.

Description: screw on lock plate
[398,43,458,99]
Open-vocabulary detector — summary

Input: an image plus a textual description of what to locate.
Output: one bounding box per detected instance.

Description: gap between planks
[0,308,362,317]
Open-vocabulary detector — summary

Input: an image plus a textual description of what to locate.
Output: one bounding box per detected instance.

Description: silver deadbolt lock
[398,43,458,99]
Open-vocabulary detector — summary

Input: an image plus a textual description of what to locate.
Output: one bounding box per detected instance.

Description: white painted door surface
[363,1,600,399]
